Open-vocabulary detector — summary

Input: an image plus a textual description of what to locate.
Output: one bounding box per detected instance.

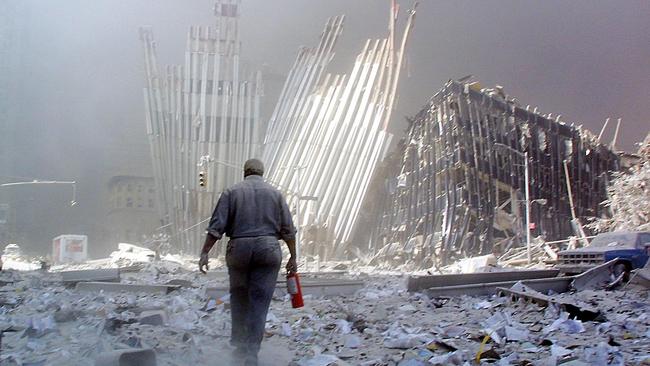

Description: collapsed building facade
[140,0,263,253]
[139,1,418,256]
[369,80,620,267]
[138,2,621,266]
[263,3,417,259]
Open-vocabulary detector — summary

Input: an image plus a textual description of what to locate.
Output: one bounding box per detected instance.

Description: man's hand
[199,252,210,274]
[286,256,297,275]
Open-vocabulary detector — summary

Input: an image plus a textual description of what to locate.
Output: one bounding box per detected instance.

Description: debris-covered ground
[1,254,648,366]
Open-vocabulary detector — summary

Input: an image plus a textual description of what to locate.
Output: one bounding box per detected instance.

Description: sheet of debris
[1,251,648,365]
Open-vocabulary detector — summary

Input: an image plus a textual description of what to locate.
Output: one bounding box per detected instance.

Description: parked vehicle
[557,231,650,275]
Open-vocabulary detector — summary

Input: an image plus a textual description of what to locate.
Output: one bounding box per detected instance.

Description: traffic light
[198,171,206,187]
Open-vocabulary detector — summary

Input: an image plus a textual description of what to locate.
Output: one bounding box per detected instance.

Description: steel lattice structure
[140,0,262,253]
[372,80,620,267]
[263,2,417,258]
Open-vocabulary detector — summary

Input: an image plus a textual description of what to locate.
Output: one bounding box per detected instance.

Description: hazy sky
[3,0,649,255]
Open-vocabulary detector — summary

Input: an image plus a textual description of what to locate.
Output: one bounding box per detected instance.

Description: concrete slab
[60,268,120,284]
[424,276,573,298]
[408,269,560,292]
[76,282,180,295]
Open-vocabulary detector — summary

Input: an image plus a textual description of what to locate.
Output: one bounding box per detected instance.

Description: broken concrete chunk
[297,354,345,366]
[164,279,193,288]
[109,243,156,264]
[138,310,167,326]
[103,318,137,335]
[428,350,467,365]
[550,344,572,358]
[505,325,530,342]
[53,309,77,323]
[343,334,361,348]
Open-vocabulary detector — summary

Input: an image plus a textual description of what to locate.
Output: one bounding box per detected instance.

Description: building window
[126,197,133,208]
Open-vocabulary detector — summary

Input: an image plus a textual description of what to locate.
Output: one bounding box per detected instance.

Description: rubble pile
[1,256,648,365]
[1,245,44,272]
[590,133,650,233]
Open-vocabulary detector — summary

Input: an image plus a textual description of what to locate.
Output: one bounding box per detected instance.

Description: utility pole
[523,151,531,264]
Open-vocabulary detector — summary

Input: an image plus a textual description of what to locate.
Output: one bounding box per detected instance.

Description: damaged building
[140,0,264,253]
[262,3,417,261]
[369,80,620,267]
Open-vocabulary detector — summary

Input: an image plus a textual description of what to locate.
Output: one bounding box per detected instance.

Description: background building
[106,176,160,245]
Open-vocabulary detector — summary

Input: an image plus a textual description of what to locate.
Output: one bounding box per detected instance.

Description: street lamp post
[523,151,531,264]
[493,144,532,264]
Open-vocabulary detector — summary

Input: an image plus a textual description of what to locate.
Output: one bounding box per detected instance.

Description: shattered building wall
[372,80,620,267]
[140,0,263,253]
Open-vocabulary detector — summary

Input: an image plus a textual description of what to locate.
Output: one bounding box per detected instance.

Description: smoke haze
[2,0,649,255]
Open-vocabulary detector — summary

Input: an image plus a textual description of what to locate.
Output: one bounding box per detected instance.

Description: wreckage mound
[590,133,650,233]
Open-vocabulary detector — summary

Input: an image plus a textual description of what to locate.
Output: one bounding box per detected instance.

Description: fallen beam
[571,258,622,291]
[276,279,365,297]
[496,284,603,321]
[205,279,365,299]
[424,276,573,298]
[627,261,650,289]
[76,282,180,295]
[407,269,560,292]
[60,268,120,284]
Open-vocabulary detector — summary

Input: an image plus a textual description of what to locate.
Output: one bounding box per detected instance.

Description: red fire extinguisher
[286,272,304,308]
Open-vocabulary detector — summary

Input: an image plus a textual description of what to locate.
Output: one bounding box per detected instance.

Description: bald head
[244,159,264,177]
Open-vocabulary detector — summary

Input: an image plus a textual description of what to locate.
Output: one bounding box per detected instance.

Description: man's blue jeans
[226,236,282,360]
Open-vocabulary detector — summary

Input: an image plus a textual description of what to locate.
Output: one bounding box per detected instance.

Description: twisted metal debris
[589,133,650,232]
[263,2,417,258]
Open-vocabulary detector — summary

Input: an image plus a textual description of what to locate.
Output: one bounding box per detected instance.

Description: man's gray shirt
[206,175,296,242]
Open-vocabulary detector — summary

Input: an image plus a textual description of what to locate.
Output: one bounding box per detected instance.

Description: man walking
[199,158,297,366]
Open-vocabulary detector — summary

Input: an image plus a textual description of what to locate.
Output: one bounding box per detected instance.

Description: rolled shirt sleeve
[206,190,230,240]
[278,195,297,242]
